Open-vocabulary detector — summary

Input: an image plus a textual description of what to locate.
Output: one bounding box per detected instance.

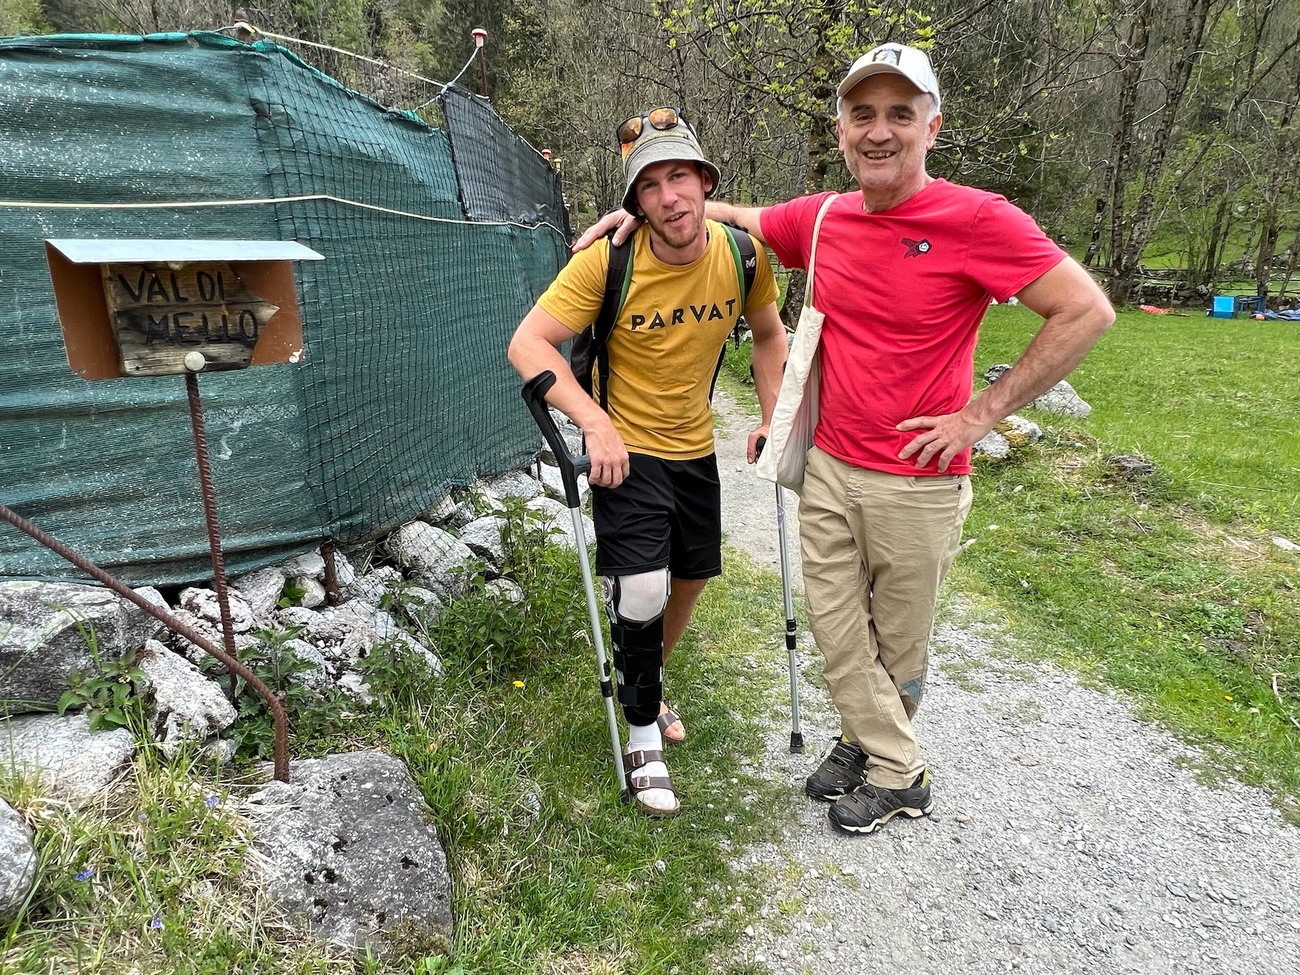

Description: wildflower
[150,911,164,931]
[138,813,149,821]
[513,680,524,689]
[205,795,220,809]
[75,867,94,882]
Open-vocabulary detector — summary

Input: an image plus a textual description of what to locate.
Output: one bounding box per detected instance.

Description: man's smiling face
[633,159,713,260]
[836,73,941,209]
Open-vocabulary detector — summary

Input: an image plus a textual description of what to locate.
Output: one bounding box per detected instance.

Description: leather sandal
[657,704,686,744]
[624,747,680,818]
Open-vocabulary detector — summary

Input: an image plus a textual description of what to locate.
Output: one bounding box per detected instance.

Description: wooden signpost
[44,238,321,379]
[36,239,325,784]
[102,262,279,375]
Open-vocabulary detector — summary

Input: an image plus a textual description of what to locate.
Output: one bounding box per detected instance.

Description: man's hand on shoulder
[572,208,642,252]
[896,409,993,473]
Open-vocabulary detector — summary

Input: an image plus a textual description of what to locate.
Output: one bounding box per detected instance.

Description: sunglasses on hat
[617,107,691,155]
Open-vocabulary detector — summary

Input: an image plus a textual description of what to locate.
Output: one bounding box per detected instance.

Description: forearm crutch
[756,436,804,754]
[521,371,627,797]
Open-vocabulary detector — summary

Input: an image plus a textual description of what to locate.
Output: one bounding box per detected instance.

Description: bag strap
[721,223,758,308]
[592,234,634,409]
[804,194,838,309]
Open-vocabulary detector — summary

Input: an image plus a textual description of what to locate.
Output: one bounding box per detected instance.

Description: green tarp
[0,32,567,585]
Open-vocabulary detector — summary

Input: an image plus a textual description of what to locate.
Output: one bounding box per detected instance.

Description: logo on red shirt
[901,238,932,258]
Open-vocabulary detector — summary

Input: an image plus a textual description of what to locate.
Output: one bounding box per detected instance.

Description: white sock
[626,722,676,812]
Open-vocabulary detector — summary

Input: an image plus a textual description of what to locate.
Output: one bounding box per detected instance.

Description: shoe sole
[828,801,933,835]
[805,782,858,803]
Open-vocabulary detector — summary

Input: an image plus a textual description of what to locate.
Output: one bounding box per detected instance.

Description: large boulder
[136,639,237,755]
[0,797,36,923]
[0,712,134,800]
[244,751,453,961]
[0,581,158,715]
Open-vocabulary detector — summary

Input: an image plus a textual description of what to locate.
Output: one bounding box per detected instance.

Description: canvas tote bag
[755,193,838,493]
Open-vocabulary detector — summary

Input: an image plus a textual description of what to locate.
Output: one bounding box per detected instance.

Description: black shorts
[591,452,722,579]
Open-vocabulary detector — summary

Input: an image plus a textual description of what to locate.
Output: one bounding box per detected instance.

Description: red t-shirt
[760,180,1065,475]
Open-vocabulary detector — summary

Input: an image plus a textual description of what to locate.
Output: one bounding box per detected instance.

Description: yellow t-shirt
[538,221,779,459]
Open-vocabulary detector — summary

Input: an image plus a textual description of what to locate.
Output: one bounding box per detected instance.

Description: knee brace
[601,569,670,726]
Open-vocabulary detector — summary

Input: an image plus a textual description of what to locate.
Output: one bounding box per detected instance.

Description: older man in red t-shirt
[577,43,1113,835]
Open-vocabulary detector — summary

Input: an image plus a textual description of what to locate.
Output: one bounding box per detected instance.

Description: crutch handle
[521,370,591,509]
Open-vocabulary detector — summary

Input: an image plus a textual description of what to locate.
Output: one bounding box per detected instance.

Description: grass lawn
[722,305,1300,819]
[955,305,1300,818]
[2,507,792,975]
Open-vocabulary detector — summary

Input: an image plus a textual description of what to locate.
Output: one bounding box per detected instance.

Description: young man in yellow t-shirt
[508,109,786,817]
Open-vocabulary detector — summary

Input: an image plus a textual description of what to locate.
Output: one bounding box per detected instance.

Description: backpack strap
[722,223,758,308]
[711,224,759,400]
[591,234,633,410]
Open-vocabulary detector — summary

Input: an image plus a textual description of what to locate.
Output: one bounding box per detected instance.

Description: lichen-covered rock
[972,430,1012,460]
[1000,414,1042,447]
[244,752,453,961]
[343,566,403,606]
[0,580,158,715]
[458,517,507,572]
[1032,379,1091,417]
[482,469,543,503]
[385,522,477,600]
[137,639,236,754]
[0,712,134,800]
[231,567,288,618]
[280,551,326,581]
[524,496,595,550]
[539,463,590,503]
[179,587,256,634]
[0,798,36,923]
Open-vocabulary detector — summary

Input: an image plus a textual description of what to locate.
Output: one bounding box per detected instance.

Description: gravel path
[712,390,1300,975]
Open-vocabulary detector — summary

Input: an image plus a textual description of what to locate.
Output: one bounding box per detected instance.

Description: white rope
[254,30,448,92]
[0,193,565,239]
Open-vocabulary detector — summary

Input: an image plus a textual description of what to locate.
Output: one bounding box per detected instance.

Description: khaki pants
[799,447,972,788]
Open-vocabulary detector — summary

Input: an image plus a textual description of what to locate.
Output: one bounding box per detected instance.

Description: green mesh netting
[0,32,567,585]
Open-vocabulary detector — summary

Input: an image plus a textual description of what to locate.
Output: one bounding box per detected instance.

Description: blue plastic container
[1211,295,1235,318]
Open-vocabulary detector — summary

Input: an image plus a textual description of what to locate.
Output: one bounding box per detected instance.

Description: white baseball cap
[837,43,941,114]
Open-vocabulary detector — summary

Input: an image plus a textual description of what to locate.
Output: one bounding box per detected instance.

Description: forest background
[3,0,1300,312]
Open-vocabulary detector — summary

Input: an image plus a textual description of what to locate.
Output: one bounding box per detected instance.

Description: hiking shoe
[828,769,933,835]
[805,737,868,802]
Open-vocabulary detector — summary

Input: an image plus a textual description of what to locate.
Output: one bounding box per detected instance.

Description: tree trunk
[1278,223,1300,300]
[779,0,844,330]
[1111,0,1214,306]
[1098,1,1153,289]
[1201,194,1231,287]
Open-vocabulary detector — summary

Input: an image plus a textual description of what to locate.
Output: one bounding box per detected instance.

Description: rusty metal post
[0,501,290,782]
[321,540,341,606]
[183,371,241,667]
